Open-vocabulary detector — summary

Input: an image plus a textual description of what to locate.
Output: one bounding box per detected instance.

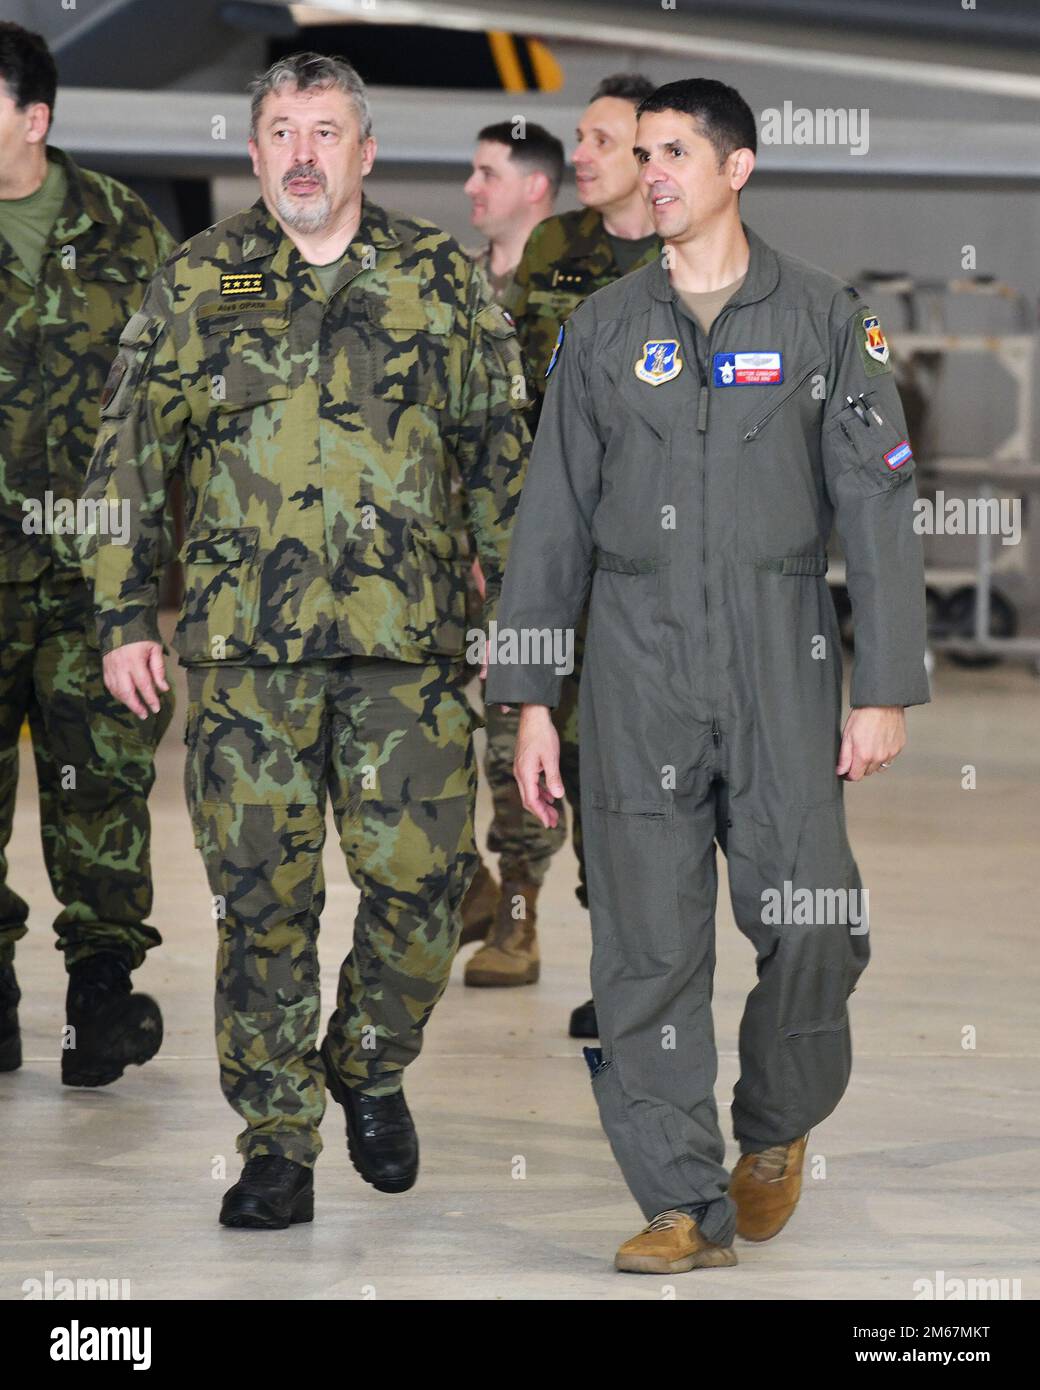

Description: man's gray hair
[248,51,372,140]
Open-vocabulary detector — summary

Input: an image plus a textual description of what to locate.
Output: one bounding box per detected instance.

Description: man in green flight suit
[82,52,529,1230]
[499,74,659,1035]
[0,22,175,1086]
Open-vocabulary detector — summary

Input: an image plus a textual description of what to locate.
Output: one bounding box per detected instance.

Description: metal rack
[835,274,1040,669]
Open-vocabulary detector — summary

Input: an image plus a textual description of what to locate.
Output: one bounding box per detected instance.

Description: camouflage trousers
[0,574,172,969]
[184,655,480,1167]
[549,607,587,910]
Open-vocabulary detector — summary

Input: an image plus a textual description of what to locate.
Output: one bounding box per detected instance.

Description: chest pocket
[367,299,452,409]
[195,301,291,411]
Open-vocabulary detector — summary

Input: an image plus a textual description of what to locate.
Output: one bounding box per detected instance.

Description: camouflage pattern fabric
[82,194,527,1160]
[507,206,660,424]
[81,196,529,666]
[0,148,174,968]
[0,147,176,582]
[0,576,172,968]
[505,209,658,904]
[185,656,479,1166]
[461,246,566,884]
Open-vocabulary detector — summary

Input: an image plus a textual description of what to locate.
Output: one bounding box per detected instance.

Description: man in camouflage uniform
[500,75,660,1033]
[457,120,567,986]
[83,53,528,1229]
[0,23,174,1085]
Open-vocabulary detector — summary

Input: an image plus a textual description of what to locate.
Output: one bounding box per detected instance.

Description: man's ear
[729,147,756,194]
[247,137,261,180]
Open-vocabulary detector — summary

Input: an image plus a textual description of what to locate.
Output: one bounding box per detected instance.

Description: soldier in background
[82,53,528,1229]
[457,121,567,987]
[503,74,660,1036]
[0,22,174,1085]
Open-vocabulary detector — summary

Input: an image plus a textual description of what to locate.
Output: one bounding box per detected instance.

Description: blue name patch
[713,351,783,386]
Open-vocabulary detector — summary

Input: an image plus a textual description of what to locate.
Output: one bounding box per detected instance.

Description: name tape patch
[713,351,783,386]
[884,440,913,470]
[221,272,266,297]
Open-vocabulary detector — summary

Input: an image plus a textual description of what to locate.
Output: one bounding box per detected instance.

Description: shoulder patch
[856,308,893,377]
[476,301,516,339]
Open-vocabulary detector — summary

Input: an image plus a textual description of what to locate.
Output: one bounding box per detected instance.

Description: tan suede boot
[615,1211,738,1274]
[458,860,499,948]
[730,1133,810,1242]
[463,881,539,986]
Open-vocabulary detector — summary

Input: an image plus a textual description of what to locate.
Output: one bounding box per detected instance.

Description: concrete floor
[2,646,1038,1301]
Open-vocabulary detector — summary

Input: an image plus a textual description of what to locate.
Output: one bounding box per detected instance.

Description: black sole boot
[220,1156,314,1230]
[62,953,163,1087]
[0,963,21,1072]
[320,1038,418,1194]
[569,998,599,1039]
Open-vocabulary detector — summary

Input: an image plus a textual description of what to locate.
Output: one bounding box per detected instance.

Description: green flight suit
[0,147,175,970]
[82,195,529,1165]
[486,225,929,1244]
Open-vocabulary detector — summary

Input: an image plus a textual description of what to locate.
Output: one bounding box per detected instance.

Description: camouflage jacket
[81,195,529,666]
[507,206,659,421]
[0,147,174,583]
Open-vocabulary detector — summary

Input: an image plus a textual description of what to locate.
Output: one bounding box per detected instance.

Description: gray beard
[275,187,332,233]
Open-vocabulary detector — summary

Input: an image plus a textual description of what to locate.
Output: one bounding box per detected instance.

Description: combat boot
[0,962,21,1072]
[220,1156,314,1229]
[62,951,163,1088]
[463,880,539,987]
[615,1210,738,1274]
[321,1038,419,1193]
[730,1133,810,1241]
[458,859,499,948]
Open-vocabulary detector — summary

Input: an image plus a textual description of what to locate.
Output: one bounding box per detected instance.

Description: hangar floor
[2,639,1037,1302]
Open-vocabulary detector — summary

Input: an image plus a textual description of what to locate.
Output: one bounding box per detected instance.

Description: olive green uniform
[0,148,175,971]
[82,196,529,1165]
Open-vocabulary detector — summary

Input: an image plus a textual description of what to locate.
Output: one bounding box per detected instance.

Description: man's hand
[837,706,906,781]
[514,703,564,828]
[102,641,169,720]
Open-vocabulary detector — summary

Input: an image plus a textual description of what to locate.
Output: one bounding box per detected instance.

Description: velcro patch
[220,272,265,297]
[713,351,783,386]
[99,356,128,410]
[884,440,913,470]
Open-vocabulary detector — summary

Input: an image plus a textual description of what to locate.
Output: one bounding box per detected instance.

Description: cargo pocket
[173,527,260,663]
[586,791,681,973]
[404,522,467,657]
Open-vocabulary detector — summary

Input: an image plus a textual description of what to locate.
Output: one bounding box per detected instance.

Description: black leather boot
[62,952,162,1087]
[219,1155,314,1229]
[321,1038,418,1193]
[0,962,21,1072]
[569,997,599,1039]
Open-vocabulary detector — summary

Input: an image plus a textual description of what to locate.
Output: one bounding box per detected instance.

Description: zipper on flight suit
[695,299,741,770]
[742,360,825,440]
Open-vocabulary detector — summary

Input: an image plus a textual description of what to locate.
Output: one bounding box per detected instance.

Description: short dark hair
[0,22,57,126]
[590,73,656,107]
[476,120,565,198]
[637,78,758,164]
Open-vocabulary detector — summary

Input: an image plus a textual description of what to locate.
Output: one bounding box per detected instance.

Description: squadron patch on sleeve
[858,310,892,376]
[220,272,266,297]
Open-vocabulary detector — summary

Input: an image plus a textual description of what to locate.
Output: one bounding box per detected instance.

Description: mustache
[282,165,327,189]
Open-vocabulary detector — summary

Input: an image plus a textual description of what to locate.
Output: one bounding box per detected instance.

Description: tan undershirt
[675,272,746,335]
